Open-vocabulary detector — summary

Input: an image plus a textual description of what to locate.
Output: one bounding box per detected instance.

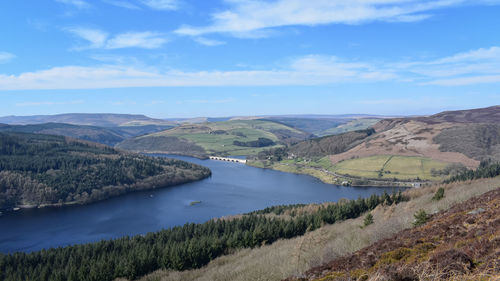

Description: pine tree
[363,213,374,226]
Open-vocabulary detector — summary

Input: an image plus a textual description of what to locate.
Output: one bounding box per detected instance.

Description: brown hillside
[328,106,500,168]
[416,105,500,124]
[330,120,479,167]
[286,188,500,281]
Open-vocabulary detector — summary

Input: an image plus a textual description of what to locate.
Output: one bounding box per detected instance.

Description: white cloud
[175,0,498,37]
[393,46,500,85]
[432,46,500,64]
[425,75,500,86]
[55,0,89,9]
[139,0,179,10]
[66,28,167,49]
[102,0,141,9]
[0,56,394,90]
[183,98,235,104]
[193,37,226,46]
[16,100,84,107]
[106,32,167,49]
[2,46,500,90]
[0,52,15,64]
[110,101,137,106]
[66,27,108,49]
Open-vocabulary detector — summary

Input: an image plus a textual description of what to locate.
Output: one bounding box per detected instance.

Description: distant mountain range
[0,123,174,146]
[0,113,174,127]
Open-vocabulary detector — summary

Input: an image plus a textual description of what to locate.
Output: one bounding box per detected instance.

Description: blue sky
[1,0,500,118]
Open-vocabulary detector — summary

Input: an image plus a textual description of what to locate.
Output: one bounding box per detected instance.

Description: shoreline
[246,160,430,188]
[0,171,211,214]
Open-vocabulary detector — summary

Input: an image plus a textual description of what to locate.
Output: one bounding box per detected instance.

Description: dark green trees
[363,213,374,226]
[0,132,211,210]
[413,209,429,226]
[0,191,407,281]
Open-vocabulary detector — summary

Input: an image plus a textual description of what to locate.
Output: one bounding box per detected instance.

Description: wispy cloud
[0,56,394,90]
[106,32,167,49]
[16,100,84,107]
[175,0,499,37]
[139,0,179,10]
[2,46,500,90]
[66,27,167,49]
[193,37,225,46]
[181,98,235,104]
[66,27,108,49]
[55,0,89,9]
[110,100,137,106]
[0,52,16,64]
[396,46,500,85]
[102,0,141,10]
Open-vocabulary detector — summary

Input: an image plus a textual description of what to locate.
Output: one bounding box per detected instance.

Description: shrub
[432,187,445,201]
[363,213,374,226]
[413,209,429,226]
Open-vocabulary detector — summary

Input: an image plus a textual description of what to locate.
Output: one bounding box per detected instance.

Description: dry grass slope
[124,177,500,281]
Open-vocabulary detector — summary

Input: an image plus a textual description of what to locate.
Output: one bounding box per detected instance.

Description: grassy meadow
[135,120,309,156]
[331,155,448,181]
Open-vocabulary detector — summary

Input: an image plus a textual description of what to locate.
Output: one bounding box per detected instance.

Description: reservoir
[0,155,403,253]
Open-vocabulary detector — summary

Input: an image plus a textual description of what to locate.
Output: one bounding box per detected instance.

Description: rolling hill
[116,119,313,157]
[250,106,500,185]
[0,113,174,127]
[263,117,380,137]
[0,132,211,211]
[0,123,174,146]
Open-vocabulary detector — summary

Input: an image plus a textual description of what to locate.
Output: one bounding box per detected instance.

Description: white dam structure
[209,156,247,164]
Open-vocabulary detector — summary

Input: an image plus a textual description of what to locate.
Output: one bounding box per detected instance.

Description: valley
[116,119,313,157]
[250,106,500,186]
[3,2,500,280]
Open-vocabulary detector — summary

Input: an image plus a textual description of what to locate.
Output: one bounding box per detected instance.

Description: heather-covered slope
[288,188,500,281]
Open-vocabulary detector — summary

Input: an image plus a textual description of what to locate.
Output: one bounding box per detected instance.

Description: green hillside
[332,155,448,181]
[320,118,380,136]
[0,123,174,146]
[0,132,210,210]
[0,113,174,127]
[263,117,381,137]
[117,120,312,157]
[250,128,453,184]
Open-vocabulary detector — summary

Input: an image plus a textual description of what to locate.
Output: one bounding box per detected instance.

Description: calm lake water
[0,155,402,253]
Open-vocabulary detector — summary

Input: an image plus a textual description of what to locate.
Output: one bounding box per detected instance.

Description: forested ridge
[0,191,406,281]
[0,132,211,210]
[444,160,500,183]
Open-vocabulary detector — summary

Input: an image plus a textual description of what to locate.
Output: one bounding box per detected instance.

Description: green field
[250,154,449,184]
[331,155,448,181]
[321,118,380,136]
[129,120,309,156]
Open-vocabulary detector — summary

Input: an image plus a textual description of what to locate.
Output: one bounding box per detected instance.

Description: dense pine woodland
[444,160,500,183]
[0,132,211,210]
[0,191,406,281]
